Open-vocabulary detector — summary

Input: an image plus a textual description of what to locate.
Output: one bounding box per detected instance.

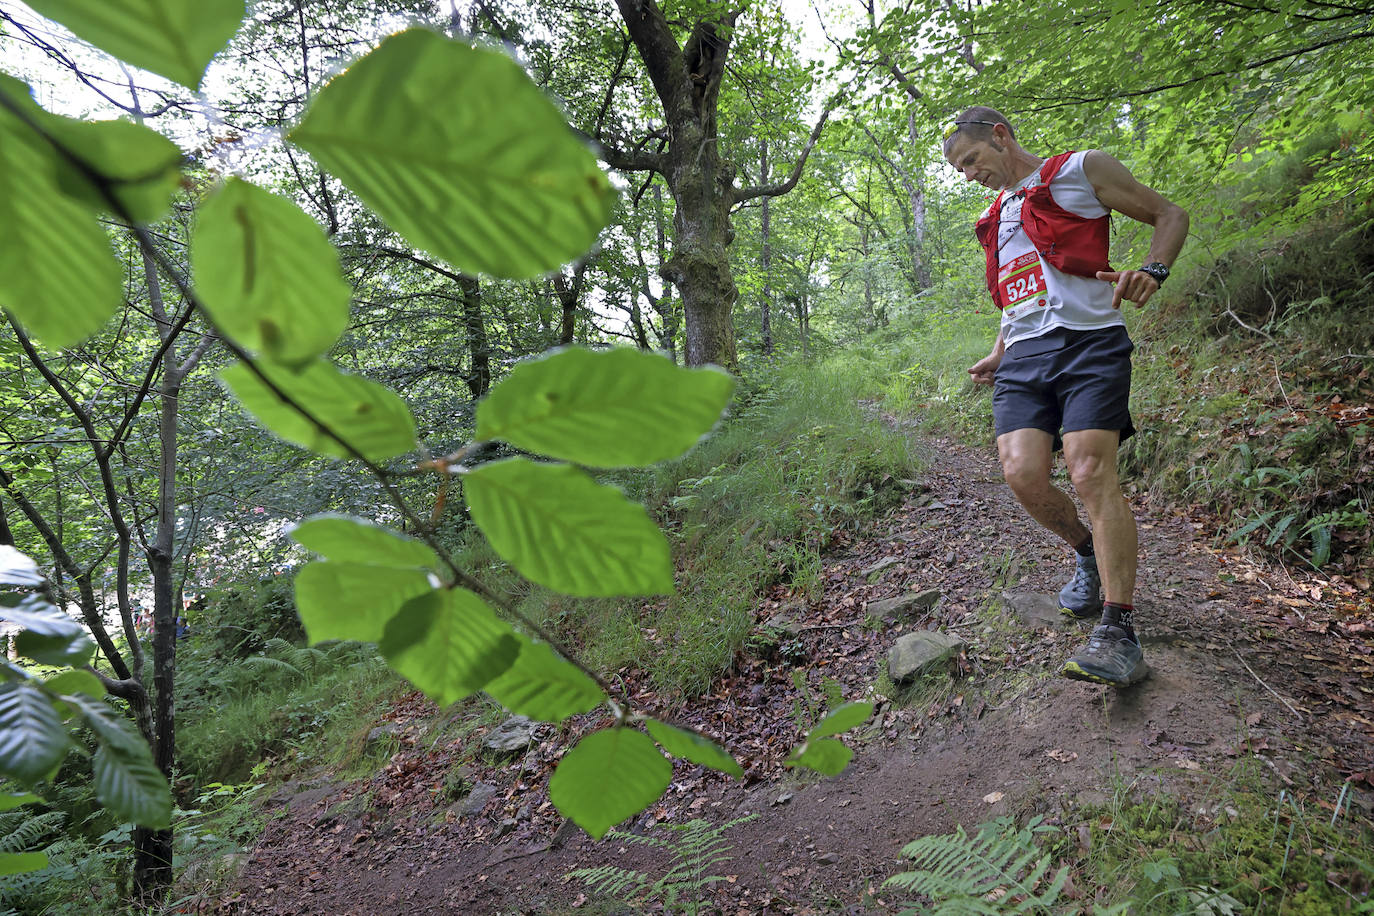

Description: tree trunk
[133,247,181,903]
[651,185,679,362]
[905,111,931,290]
[458,275,490,399]
[552,263,587,348]
[662,122,739,369]
[759,137,773,356]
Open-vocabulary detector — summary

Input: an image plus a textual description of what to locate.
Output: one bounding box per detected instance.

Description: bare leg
[996,428,1091,546]
[1062,429,1137,604]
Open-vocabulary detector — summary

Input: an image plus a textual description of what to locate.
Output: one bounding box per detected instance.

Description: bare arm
[1082,149,1190,308]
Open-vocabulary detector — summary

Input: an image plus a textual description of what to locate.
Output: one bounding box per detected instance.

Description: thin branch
[733,106,833,203]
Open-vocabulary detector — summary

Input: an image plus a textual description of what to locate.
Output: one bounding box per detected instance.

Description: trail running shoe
[1062,625,1150,687]
[1058,552,1103,620]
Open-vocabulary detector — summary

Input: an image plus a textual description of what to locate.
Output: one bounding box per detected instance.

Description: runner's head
[943,106,1020,190]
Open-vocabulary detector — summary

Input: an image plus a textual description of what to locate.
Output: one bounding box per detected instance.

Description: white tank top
[986,151,1122,348]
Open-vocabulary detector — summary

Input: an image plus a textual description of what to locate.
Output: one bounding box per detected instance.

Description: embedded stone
[865,589,941,621]
[887,630,965,682]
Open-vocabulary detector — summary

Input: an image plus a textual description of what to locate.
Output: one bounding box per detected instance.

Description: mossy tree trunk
[602,0,829,368]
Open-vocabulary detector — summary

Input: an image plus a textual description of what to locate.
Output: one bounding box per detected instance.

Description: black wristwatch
[1139,262,1170,286]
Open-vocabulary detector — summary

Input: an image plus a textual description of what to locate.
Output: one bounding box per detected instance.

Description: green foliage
[24,0,244,88]
[176,637,399,783]
[548,728,673,840]
[219,359,419,463]
[643,719,742,779]
[378,588,520,706]
[293,562,431,644]
[884,816,1070,915]
[290,28,614,280]
[291,515,438,569]
[571,360,917,695]
[483,637,605,723]
[193,177,351,367]
[0,77,122,348]
[808,701,873,739]
[1075,769,1374,915]
[476,347,736,468]
[0,683,72,785]
[4,596,94,667]
[566,814,759,916]
[465,459,675,597]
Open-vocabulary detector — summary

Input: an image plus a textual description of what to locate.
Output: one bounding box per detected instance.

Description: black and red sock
[1102,602,1137,642]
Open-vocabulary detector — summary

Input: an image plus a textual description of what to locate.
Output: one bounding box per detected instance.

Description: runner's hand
[1096,270,1160,309]
[968,350,1001,386]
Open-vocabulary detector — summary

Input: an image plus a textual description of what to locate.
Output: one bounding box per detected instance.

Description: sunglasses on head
[943,119,1000,140]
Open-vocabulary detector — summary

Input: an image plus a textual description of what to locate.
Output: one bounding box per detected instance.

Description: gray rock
[366,724,401,748]
[887,630,966,682]
[764,612,803,636]
[550,817,582,848]
[1002,592,1075,630]
[494,817,518,839]
[772,791,794,807]
[816,852,841,865]
[484,715,536,754]
[459,782,498,816]
[865,589,941,621]
[862,556,901,580]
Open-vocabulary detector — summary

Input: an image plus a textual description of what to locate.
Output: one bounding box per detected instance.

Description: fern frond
[241,656,304,678]
[566,863,651,899]
[262,637,295,655]
[0,811,65,854]
[885,818,1068,916]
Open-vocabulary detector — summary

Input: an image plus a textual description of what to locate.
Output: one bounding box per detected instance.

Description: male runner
[942,106,1189,687]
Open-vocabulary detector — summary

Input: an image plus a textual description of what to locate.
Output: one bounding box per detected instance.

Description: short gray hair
[943,106,1015,150]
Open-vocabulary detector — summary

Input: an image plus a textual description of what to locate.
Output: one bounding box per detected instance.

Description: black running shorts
[992,325,1135,448]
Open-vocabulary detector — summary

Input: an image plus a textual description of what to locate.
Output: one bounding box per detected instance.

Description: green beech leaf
[477,348,735,468]
[644,719,743,779]
[24,0,245,89]
[44,670,105,700]
[808,702,873,740]
[3,597,94,667]
[220,359,417,463]
[464,459,673,597]
[44,118,183,223]
[378,588,519,706]
[290,28,613,279]
[0,852,49,876]
[549,729,671,839]
[0,545,43,587]
[294,562,431,644]
[0,683,70,786]
[291,515,436,569]
[0,78,121,348]
[484,637,604,722]
[785,737,853,776]
[64,694,147,754]
[194,178,350,366]
[0,792,41,812]
[92,742,171,828]
[0,75,182,223]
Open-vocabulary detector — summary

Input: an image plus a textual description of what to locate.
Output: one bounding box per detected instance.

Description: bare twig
[1232,648,1304,721]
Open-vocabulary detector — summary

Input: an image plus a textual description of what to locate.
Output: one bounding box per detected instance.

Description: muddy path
[211,436,1373,915]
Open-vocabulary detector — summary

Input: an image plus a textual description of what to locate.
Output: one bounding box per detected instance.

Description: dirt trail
[214,437,1373,915]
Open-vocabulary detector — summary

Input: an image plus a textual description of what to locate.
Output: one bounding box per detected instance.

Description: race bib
[997,252,1048,320]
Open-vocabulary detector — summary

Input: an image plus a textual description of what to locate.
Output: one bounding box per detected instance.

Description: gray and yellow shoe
[1062,625,1149,687]
[1058,553,1103,620]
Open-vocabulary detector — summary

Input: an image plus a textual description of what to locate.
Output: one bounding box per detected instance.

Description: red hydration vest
[974,151,1112,311]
